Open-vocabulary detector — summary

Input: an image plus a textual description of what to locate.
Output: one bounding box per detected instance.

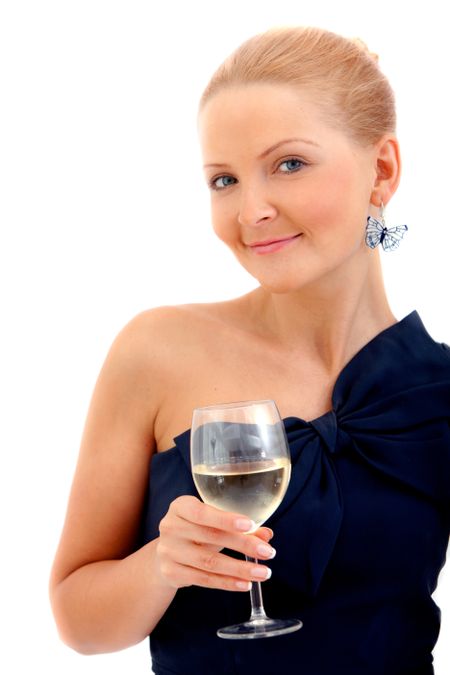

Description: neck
[251,251,396,376]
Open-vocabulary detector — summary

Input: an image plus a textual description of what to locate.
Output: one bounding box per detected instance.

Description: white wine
[193,457,291,529]
[190,405,303,638]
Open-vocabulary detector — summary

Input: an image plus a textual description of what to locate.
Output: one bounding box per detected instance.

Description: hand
[155,495,276,592]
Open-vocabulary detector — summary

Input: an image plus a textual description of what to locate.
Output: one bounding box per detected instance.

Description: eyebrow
[203,137,320,169]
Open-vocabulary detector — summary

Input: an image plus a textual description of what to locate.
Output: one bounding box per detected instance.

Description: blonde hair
[199,26,396,147]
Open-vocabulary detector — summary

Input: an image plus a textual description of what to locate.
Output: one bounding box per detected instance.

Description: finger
[163,560,254,592]
[255,527,274,542]
[175,519,277,561]
[171,495,256,533]
[165,497,276,560]
[170,546,273,586]
[193,548,273,582]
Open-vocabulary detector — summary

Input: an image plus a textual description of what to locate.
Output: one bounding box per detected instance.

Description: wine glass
[191,399,303,639]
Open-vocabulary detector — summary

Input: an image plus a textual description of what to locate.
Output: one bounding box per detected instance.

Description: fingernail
[256,543,276,559]
[251,566,272,580]
[235,518,256,532]
[236,581,252,591]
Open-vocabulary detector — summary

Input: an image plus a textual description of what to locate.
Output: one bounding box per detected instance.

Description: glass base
[217,616,303,640]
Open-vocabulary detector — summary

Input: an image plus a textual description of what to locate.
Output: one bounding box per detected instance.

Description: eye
[278,158,306,173]
[208,175,237,191]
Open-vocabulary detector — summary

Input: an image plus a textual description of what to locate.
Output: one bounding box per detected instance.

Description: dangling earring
[365,201,408,251]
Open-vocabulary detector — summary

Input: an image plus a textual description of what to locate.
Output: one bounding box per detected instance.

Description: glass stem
[245,556,269,621]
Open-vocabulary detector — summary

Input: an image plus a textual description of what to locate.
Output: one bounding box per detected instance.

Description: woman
[49,26,450,674]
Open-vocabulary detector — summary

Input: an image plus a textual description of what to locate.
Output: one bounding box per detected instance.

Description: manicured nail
[251,566,272,580]
[236,581,252,591]
[256,543,276,559]
[235,518,256,532]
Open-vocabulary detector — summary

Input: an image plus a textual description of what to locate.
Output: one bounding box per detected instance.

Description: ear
[369,134,401,208]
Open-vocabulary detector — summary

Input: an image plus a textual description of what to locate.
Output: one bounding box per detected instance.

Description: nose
[237,183,277,227]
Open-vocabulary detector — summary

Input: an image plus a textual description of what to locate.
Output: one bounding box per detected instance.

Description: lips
[247,233,302,255]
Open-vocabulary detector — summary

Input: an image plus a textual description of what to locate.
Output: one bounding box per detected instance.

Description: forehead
[198,83,337,154]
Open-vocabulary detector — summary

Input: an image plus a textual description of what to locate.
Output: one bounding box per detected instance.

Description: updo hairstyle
[199,26,396,148]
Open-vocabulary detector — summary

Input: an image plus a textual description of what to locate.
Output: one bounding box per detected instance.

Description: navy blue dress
[140,311,450,675]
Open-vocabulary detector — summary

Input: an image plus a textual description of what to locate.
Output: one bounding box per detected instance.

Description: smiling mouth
[247,233,302,254]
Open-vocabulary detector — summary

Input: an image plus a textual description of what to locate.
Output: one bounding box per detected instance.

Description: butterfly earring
[365,201,408,251]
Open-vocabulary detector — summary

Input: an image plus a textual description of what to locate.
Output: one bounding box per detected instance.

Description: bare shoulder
[130,299,248,328]
[102,305,204,376]
[116,298,250,358]
[102,300,243,402]
[118,297,258,450]
[117,303,218,344]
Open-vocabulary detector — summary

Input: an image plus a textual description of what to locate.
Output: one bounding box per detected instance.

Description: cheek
[211,201,236,245]
[299,166,367,244]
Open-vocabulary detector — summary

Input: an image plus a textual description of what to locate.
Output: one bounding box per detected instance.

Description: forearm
[50,538,176,655]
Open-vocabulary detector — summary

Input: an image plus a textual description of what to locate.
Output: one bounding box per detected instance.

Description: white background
[1,1,448,672]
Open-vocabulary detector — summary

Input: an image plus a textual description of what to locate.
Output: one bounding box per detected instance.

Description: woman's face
[198,83,380,294]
